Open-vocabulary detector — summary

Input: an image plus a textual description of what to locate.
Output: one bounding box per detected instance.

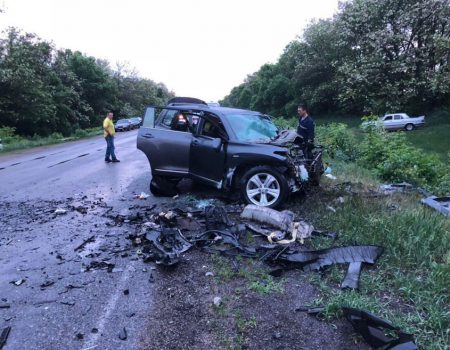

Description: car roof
[165,103,260,116]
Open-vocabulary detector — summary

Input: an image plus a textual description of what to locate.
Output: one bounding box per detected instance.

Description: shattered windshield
[227,114,278,142]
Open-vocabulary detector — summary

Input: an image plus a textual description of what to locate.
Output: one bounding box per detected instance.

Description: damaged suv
[137,97,323,208]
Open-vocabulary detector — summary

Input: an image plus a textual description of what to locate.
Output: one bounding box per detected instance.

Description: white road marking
[81,260,137,349]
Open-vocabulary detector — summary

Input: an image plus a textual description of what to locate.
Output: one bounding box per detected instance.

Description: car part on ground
[129,204,382,291]
[137,99,324,208]
[0,326,11,350]
[343,308,419,350]
[421,196,450,216]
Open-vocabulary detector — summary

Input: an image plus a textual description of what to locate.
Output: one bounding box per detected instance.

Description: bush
[0,126,20,144]
[316,123,358,161]
[359,122,449,194]
[273,116,297,130]
[74,129,88,138]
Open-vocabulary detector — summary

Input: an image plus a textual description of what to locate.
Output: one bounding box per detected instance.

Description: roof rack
[167,97,207,106]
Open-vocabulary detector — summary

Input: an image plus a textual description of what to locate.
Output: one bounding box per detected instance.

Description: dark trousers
[105,135,117,161]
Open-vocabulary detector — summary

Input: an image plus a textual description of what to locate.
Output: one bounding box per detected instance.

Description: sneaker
[112,159,120,163]
[105,159,112,163]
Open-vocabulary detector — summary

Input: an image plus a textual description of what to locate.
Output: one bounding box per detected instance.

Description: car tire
[405,123,415,131]
[150,175,178,197]
[240,166,288,208]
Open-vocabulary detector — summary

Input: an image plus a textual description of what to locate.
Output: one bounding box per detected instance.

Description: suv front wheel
[240,166,288,208]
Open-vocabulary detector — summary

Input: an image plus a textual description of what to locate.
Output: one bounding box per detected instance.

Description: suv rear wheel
[150,175,178,197]
[240,166,288,208]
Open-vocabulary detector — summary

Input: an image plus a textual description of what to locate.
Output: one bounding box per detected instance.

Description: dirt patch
[140,249,368,350]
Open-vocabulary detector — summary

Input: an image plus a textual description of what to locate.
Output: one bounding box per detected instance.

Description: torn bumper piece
[343,308,418,350]
[421,196,450,216]
[269,245,383,289]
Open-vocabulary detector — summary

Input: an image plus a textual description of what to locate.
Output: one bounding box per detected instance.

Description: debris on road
[125,203,382,290]
[40,280,55,289]
[74,235,96,252]
[136,192,150,200]
[118,327,127,340]
[0,326,11,349]
[84,261,115,272]
[325,174,337,180]
[10,279,25,286]
[343,307,418,350]
[421,196,450,216]
[54,208,67,215]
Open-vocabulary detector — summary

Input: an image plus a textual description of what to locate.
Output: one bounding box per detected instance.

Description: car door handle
[142,133,154,139]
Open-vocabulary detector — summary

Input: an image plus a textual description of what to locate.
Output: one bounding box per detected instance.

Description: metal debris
[10,279,25,286]
[421,196,450,216]
[379,182,413,194]
[74,235,96,252]
[343,307,418,349]
[54,208,67,215]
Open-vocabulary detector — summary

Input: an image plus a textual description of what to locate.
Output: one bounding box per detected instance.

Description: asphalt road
[0,130,165,350]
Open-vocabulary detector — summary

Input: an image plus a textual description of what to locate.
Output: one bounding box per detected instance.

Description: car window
[160,110,177,128]
[227,114,278,142]
[384,116,392,121]
[199,117,226,138]
[394,115,402,120]
[157,109,200,133]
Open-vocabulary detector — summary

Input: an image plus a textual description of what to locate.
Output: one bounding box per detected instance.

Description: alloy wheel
[246,173,281,206]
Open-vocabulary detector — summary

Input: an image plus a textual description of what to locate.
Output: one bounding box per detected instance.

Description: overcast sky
[0,0,339,101]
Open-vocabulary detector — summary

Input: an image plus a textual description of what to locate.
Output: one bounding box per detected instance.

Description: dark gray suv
[137,97,323,208]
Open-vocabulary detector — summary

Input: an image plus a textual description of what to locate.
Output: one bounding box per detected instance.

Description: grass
[314,109,450,161]
[298,160,450,349]
[211,254,284,295]
[0,127,103,153]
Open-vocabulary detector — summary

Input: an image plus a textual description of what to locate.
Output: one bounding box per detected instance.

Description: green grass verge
[300,160,450,349]
[0,127,103,153]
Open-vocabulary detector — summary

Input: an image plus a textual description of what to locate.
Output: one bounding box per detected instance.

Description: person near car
[103,112,120,163]
[297,104,315,157]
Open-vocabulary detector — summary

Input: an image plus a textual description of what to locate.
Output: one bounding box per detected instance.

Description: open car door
[189,114,228,189]
[137,106,197,177]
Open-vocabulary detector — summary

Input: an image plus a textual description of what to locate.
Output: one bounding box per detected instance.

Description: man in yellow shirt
[103,112,120,163]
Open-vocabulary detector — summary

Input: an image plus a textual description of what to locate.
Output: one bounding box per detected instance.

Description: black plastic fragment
[341,262,362,290]
[204,205,233,230]
[343,307,418,350]
[74,235,95,252]
[0,326,11,349]
[145,228,192,266]
[118,327,127,340]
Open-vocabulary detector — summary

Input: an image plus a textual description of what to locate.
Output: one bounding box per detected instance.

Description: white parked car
[362,113,425,131]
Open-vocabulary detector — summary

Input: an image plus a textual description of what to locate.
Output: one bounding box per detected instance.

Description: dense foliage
[0,28,173,136]
[221,0,450,117]
[312,121,450,194]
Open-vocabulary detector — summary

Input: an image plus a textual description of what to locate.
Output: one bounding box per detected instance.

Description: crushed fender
[343,308,418,350]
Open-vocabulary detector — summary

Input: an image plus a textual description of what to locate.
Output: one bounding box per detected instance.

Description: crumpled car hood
[266,130,303,146]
